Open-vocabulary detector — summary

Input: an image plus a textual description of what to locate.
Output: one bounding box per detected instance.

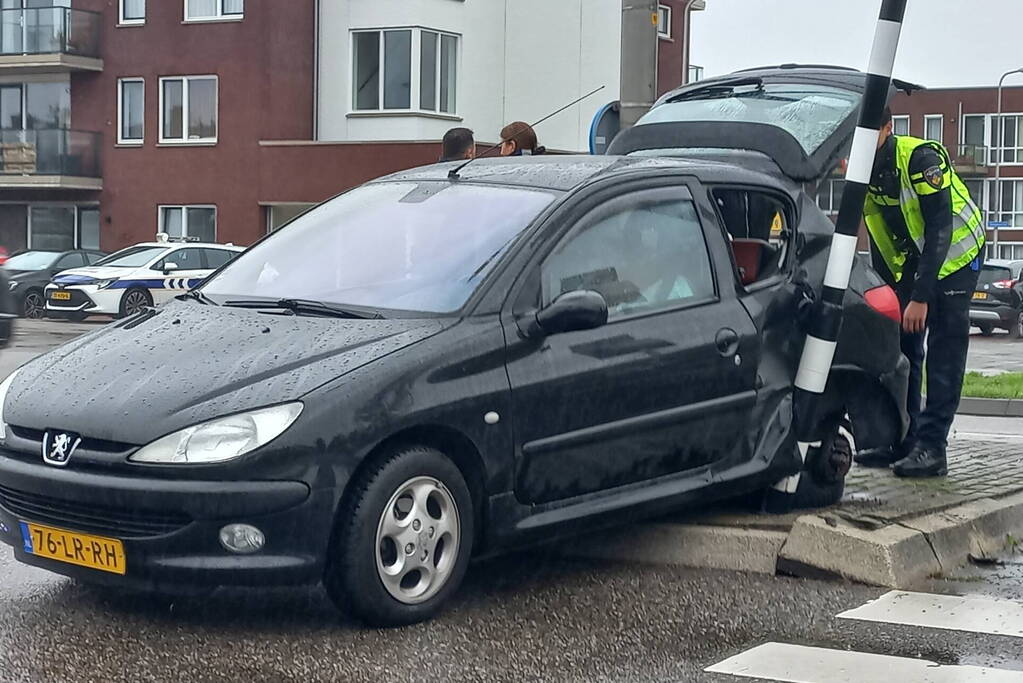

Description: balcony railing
[0,128,100,177]
[953,144,988,174]
[0,7,101,58]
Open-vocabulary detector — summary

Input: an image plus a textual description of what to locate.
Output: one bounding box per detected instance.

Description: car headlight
[95,279,117,290]
[0,369,22,442]
[128,402,303,464]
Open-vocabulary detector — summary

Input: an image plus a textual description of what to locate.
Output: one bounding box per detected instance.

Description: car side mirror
[162,262,179,274]
[523,290,609,338]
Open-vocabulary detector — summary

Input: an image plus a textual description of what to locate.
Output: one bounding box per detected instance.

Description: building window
[27,205,99,251]
[159,205,216,242]
[961,114,987,162]
[816,178,845,216]
[266,203,314,233]
[185,0,243,21]
[991,179,1023,228]
[353,28,459,115]
[994,114,1023,165]
[924,114,943,143]
[160,76,217,143]
[120,0,145,24]
[657,5,671,38]
[892,115,910,137]
[117,78,144,144]
[994,243,1023,260]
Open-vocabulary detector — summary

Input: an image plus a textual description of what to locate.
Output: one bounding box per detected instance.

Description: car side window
[712,188,791,287]
[156,248,204,271]
[541,195,715,320]
[54,253,85,270]
[203,249,235,269]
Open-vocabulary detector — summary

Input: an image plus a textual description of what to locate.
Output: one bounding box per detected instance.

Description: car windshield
[978,266,1013,287]
[639,83,861,154]
[202,182,556,313]
[93,246,169,268]
[2,251,58,271]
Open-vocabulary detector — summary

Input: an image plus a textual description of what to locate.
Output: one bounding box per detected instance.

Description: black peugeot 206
[0,65,911,626]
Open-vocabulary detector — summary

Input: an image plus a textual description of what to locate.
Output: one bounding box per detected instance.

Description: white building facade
[317,0,632,152]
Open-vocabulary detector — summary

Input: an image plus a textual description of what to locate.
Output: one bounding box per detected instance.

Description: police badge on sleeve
[924,165,944,189]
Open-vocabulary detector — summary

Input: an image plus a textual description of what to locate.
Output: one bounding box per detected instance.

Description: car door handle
[715,328,740,357]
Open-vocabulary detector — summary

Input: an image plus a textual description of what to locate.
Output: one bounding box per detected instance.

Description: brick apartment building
[818,84,1023,260]
[0,0,700,254]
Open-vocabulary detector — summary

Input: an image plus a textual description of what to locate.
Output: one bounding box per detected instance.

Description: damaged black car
[0,65,908,626]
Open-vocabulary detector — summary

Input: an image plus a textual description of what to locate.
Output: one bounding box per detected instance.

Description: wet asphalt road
[1,544,1021,683]
[0,320,1020,682]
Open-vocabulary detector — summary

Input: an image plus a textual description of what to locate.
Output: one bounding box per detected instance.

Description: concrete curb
[958,397,1023,417]
[556,523,788,575]
[556,492,1023,588]
[776,491,1023,587]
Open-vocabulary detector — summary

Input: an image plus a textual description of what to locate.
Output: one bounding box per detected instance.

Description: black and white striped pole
[776,0,909,495]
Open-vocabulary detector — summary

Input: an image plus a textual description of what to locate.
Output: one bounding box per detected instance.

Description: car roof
[128,242,243,250]
[376,154,787,193]
[983,259,1023,268]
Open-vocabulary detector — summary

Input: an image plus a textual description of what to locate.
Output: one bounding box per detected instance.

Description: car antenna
[447,85,606,181]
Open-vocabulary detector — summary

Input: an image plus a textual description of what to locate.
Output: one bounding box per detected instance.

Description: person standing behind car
[499,122,546,157]
[856,107,985,478]
[440,127,475,162]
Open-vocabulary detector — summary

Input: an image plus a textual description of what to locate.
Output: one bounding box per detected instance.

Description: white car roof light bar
[777,0,908,495]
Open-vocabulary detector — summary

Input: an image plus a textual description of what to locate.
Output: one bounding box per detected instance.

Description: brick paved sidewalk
[836,438,1023,529]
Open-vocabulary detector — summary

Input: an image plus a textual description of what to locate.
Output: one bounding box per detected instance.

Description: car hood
[50,267,135,284]
[4,301,447,445]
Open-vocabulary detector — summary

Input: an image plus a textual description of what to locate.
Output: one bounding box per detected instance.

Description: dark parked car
[969,259,1023,337]
[0,66,908,626]
[3,249,107,318]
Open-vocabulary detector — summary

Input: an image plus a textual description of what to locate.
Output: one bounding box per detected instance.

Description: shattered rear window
[639,83,861,154]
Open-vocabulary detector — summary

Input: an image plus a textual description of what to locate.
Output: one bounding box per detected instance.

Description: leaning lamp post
[777,0,909,496]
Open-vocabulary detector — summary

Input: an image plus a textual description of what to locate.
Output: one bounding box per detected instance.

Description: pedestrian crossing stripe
[838,590,1023,639]
[705,642,1023,682]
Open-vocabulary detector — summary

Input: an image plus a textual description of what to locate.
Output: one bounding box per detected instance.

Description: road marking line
[705,642,1023,682]
[838,590,1023,638]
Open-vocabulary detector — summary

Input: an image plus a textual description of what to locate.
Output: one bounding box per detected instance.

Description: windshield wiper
[177,289,216,305]
[222,298,384,319]
[666,76,764,103]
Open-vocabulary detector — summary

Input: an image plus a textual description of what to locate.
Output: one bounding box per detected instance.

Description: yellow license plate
[973,292,988,300]
[50,291,71,301]
[20,522,126,575]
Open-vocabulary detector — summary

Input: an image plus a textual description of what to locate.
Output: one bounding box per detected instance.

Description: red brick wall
[72,0,318,248]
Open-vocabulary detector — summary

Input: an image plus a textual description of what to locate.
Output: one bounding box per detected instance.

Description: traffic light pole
[775,0,909,495]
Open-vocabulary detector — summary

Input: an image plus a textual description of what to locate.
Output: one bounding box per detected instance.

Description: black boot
[855,443,909,468]
[892,446,947,478]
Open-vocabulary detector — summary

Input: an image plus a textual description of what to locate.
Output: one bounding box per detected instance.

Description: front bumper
[0,452,336,590]
[44,284,123,316]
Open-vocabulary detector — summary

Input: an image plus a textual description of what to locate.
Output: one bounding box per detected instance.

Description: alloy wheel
[123,291,150,316]
[23,292,44,319]
[375,476,460,605]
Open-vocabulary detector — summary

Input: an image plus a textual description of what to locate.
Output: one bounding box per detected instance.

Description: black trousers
[897,262,980,451]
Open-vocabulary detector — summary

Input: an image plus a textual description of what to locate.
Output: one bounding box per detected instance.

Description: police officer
[855,108,986,477]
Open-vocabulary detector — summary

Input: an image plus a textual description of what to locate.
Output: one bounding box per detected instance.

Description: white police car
[45,236,244,319]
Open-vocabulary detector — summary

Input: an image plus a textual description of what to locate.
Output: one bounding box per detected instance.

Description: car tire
[978,323,995,337]
[324,445,474,627]
[118,288,152,318]
[1010,312,1023,340]
[763,417,854,513]
[21,289,45,319]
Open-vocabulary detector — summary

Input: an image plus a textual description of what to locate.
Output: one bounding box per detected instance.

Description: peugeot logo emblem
[42,431,81,467]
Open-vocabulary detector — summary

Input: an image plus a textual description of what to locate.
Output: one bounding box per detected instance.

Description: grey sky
[691,1,1021,89]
